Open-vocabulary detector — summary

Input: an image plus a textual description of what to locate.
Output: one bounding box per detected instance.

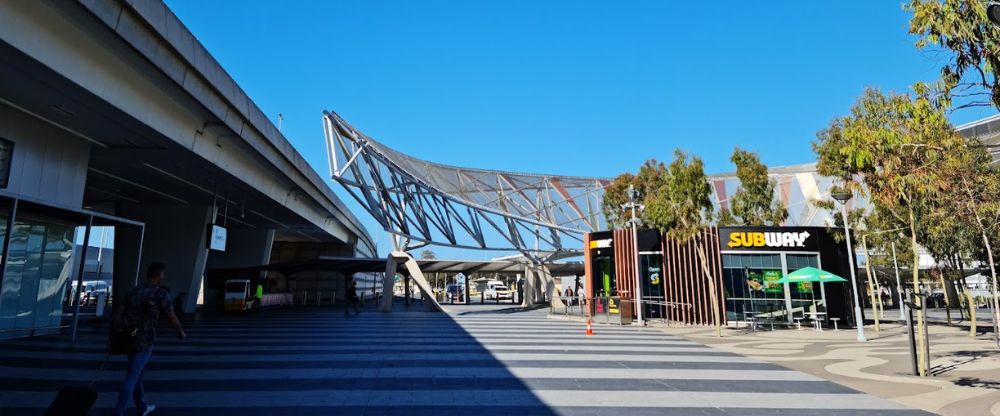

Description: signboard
[207,224,227,251]
[747,270,783,294]
[763,270,783,293]
[720,227,818,252]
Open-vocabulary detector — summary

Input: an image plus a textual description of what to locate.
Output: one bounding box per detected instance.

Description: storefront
[583,226,855,326]
[718,227,853,326]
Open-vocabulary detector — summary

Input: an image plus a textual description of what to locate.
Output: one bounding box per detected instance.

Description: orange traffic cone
[585,319,594,336]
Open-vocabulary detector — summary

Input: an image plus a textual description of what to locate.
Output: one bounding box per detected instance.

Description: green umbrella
[776,267,848,284]
[776,267,846,324]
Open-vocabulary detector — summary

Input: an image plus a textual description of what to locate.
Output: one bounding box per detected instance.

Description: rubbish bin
[594,296,633,325]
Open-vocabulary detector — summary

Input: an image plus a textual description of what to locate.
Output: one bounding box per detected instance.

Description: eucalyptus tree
[717,147,788,226]
[908,0,1000,110]
[645,150,722,337]
[940,137,1000,344]
[813,84,962,376]
[602,160,669,228]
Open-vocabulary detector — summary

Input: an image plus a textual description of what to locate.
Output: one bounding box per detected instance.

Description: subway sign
[720,227,818,252]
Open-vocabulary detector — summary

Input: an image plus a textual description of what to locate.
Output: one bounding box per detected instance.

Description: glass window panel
[749,254,763,269]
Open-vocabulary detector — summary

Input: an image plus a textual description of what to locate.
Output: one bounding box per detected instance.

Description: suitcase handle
[89,353,111,389]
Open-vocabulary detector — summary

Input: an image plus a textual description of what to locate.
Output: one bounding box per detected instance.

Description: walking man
[110,262,186,416]
[345,278,360,315]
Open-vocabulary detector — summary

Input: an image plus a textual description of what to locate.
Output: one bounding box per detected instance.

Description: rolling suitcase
[44,386,98,416]
[45,354,109,416]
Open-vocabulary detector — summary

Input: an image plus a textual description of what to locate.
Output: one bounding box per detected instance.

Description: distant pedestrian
[110,262,186,416]
[255,282,264,313]
[346,278,360,315]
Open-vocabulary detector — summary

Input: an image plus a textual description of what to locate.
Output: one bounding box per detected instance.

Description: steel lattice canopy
[322,110,874,254]
[323,110,611,253]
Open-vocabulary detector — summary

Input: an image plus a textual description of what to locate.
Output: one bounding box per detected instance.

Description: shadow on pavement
[0,304,557,415]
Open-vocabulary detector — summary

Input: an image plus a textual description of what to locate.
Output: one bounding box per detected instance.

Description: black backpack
[110,287,164,354]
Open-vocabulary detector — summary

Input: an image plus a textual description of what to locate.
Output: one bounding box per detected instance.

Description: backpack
[109,286,164,354]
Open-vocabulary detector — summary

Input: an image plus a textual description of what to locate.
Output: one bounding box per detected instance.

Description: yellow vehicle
[223,279,253,312]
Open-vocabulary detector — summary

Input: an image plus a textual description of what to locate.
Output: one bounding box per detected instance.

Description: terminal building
[0,0,374,339]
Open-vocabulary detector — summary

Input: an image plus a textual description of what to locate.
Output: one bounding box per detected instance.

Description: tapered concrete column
[538,265,565,310]
[521,266,535,308]
[381,251,443,312]
[117,204,214,314]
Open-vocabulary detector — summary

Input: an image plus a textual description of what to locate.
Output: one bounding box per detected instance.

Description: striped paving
[0,304,930,415]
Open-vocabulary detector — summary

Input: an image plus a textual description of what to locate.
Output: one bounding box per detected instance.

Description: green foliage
[717,147,788,226]
[813,85,959,225]
[644,150,714,241]
[419,249,436,260]
[907,0,1000,110]
[601,160,669,228]
[602,173,636,228]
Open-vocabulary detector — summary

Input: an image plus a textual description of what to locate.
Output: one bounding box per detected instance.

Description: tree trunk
[938,269,952,325]
[908,207,927,377]
[957,254,976,335]
[861,237,880,332]
[695,240,722,338]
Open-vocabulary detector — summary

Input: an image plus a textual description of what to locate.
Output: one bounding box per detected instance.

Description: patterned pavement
[0,303,931,415]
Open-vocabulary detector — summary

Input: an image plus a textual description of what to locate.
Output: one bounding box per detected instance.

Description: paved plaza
[669,319,1000,416]
[1,303,928,415]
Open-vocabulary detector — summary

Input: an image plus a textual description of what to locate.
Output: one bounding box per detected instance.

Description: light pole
[623,184,645,326]
[832,191,867,342]
[892,242,905,321]
[988,2,1000,26]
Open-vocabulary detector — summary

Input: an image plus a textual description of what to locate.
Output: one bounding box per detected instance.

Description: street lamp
[832,191,867,342]
[623,184,645,326]
[988,2,1000,26]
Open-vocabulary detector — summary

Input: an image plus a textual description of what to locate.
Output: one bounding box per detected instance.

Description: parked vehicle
[223,279,253,311]
[483,280,512,301]
[445,284,465,302]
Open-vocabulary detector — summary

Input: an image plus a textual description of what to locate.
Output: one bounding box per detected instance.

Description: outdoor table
[805,312,827,331]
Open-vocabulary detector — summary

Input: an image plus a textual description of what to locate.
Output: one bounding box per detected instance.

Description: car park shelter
[583,226,856,326]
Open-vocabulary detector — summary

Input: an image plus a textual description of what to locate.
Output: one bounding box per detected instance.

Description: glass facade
[722,252,824,323]
[0,201,87,339]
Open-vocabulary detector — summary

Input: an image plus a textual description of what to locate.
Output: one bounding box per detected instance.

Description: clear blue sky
[166,0,995,258]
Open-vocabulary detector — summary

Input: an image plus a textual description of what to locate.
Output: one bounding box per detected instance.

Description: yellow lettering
[728,232,742,248]
[752,232,765,247]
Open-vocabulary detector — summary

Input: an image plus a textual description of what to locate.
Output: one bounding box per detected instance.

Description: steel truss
[322,111,610,257]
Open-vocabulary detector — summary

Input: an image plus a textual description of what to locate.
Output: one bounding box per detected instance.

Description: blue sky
[166,1,995,258]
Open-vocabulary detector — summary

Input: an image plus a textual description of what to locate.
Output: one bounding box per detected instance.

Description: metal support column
[71,215,94,342]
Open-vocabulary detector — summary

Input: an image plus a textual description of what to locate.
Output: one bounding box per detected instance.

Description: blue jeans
[114,346,152,416]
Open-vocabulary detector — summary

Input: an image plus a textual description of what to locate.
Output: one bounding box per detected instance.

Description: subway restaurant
[583,226,856,327]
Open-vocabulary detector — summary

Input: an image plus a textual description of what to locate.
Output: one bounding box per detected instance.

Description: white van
[483,280,512,301]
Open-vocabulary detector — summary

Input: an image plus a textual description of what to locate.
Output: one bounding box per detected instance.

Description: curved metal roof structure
[323,111,610,254]
[324,111,1000,254]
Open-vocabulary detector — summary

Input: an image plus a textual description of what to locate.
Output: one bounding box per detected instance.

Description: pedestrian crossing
[0,304,930,415]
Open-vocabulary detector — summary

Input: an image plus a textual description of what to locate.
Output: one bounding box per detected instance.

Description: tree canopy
[717,147,788,227]
[908,0,1000,110]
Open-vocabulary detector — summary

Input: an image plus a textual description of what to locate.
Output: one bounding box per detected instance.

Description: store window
[721,252,823,323]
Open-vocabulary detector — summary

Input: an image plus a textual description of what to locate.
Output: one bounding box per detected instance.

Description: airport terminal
[1,1,999,415]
